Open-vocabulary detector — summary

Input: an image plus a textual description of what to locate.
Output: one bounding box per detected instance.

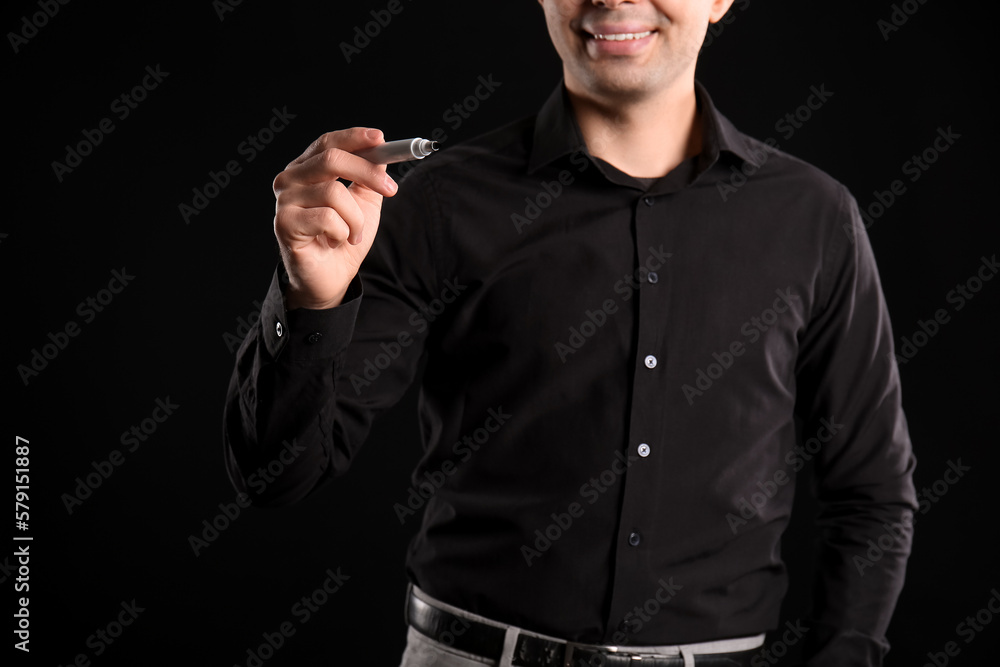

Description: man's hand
[272,127,398,310]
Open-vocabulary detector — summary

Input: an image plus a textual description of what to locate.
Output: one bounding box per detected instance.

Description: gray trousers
[399,625,497,667]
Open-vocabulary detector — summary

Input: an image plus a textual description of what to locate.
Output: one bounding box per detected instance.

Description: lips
[589,30,654,41]
[581,26,657,55]
[582,21,658,40]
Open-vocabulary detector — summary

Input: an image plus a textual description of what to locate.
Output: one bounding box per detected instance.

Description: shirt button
[307,332,323,344]
[647,272,658,284]
[637,443,650,457]
[644,355,657,369]
[275,321,283,337]
[628,532,641,547]
[643,196,654,207]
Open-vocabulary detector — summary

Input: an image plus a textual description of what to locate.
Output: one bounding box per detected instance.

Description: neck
[566,75,702,179]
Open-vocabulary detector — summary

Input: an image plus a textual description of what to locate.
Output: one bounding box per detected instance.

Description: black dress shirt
[224,80,917,666]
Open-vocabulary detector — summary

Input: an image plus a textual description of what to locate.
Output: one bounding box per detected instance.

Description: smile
[590,31,654,41]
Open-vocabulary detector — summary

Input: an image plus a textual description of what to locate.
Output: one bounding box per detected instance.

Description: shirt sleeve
[794,185,918,666]
[222,167,442,506]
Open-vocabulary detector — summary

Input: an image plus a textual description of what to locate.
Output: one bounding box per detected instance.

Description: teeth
[593,31,652,41]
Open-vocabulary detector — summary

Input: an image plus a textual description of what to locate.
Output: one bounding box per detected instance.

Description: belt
[406,587,759,667]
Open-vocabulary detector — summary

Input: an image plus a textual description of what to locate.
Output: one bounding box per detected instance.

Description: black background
[5,0,998,665]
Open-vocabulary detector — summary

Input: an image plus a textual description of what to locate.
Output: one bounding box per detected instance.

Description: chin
[575,66,664,103]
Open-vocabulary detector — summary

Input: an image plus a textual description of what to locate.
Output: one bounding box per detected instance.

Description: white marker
[356,137,439,164]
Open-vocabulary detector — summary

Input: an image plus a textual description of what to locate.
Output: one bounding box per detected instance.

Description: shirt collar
[527,78,764,176]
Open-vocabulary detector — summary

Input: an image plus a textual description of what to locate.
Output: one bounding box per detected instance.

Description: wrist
[285,286,345,311]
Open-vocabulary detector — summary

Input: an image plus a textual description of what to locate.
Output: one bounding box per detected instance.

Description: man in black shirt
[224,1,917,665]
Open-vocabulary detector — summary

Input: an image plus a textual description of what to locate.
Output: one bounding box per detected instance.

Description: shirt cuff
[260,263,363,364]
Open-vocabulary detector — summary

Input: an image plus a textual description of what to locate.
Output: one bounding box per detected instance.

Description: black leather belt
[406,589,756,666]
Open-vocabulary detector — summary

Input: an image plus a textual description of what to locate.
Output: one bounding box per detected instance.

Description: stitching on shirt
[814,182,855,322]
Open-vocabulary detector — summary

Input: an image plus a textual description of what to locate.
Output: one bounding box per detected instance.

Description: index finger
[280,149,396,199]
[289,127,385,167]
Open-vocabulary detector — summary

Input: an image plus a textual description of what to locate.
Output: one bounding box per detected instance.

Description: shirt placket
[604,190,670,641]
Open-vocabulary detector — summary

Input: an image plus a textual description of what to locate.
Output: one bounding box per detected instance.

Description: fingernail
[385,175,398,194]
